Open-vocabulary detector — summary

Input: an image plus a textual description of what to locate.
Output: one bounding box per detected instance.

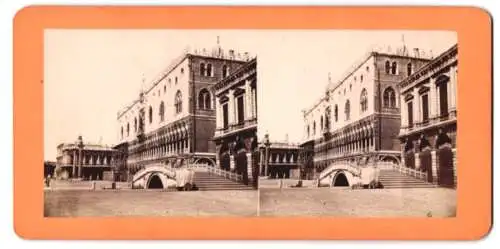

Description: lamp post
[77,135,84,179]
[263,133,271,177]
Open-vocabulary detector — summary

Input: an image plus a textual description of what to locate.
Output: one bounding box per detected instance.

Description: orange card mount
[14,6,491,240]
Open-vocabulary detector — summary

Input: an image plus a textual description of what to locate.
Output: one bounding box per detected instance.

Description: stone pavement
[259,187,456,217]
[44,189,258,217]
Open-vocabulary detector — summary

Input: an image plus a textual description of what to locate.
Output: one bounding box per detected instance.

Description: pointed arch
[175,90,183,114]
[383,87,396,108]
[200,63,206,76]
[334,104,338,122]
[360,88,368,112]
[324,106,331,131]
[159,101,165,122]
[198,88,211,109]
[206,63,213,77]
[148,106,153,124]
[344,100,351,121]
[385,60,391,74]
[391,61,397,74]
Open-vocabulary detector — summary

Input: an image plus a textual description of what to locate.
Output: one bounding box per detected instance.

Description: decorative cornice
[213,58,257,93]
[399,44,458,90]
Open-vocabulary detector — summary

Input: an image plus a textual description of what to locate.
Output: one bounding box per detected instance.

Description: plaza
[259,188,456,217]
[44,189,258,217]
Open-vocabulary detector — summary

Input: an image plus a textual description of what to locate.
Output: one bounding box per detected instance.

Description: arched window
[126,123,130,136]
[148,106,153,124]
[360,74,364,82]
[163,85,166,93]
[383,87,396,108]
[121,126,123,139]
[175,90,182,114]
[175,77,178,84]
[391,62,397,75]
[407,62,413,76]
[222,65,228,78]
[200,63,206,76]
[313,121,316,135]
[334,104,338,122]
[307,125,310,137]
[385,60,391,74]
[159,101,165,122]
[207,64,213,76]
[360,88,368,112]
[198,89,211,109]
[134,117,137,132]
[345,100,351,121]
[325,107,331,131]
[320,116,324,131]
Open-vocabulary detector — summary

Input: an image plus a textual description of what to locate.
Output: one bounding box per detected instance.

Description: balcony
[214,118,257,138]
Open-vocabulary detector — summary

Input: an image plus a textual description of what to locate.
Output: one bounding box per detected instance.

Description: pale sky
[44,29,456,160]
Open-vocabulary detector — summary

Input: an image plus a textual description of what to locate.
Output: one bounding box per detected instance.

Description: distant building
[301,46,431,177]
[56,136,116,180]
[398,44,457,187]
[259,134,301,179]
[212,57,258,187]
[116,44,252,176]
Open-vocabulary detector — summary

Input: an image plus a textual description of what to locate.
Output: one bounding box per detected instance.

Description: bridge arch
[329,170,357,187]
[147,174,164,189]
[332,172,350,187]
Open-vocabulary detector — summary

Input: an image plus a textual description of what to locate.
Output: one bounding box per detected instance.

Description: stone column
[252,87,257,118]
[412,88,421,125]
[431,150,438,184]
[449,67,457,117]
[215,97,222,129]
[72,150,77,178]
[245,79,252,120]
[228,89,235,125]
[230,155,235,172]
[429,78,438,121]
[400,95,407,132]
[415,153,420,170]
[78,150,83,178]
[246,152,253,185]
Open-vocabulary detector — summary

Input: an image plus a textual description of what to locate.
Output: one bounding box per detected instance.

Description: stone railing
[391,162,428,180]
[186,163,243,182]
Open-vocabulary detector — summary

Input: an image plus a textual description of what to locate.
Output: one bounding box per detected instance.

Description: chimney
[229,49,235,59]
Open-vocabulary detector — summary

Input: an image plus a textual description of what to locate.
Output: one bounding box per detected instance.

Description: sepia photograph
[256,30,458,217]
[43,29,457,218]
[43,30,260,217]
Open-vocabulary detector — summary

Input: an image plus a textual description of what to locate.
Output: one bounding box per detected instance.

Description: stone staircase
[193,171,255,191]
[378,169,436,189]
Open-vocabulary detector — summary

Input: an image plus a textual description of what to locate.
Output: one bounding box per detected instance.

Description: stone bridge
[132,165,178,189]
[318,163,362,187]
